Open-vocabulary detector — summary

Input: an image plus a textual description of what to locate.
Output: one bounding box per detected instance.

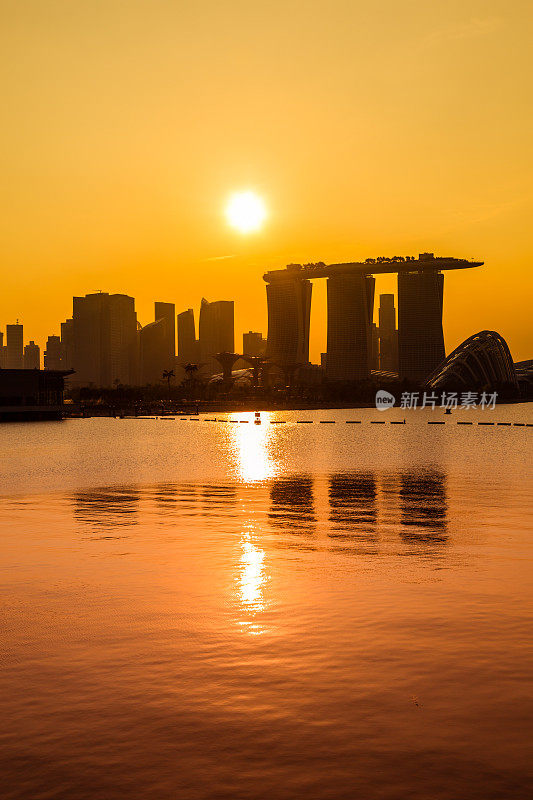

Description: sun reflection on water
[239,536,265,609]
[237,525,268,635]
[221,413,278,632]
[227,412,278,482]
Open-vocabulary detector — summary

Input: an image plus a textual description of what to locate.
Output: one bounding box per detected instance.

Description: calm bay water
[1,406,532,799]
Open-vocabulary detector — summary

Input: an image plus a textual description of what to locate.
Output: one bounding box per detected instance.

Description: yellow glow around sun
[225,191,267,233]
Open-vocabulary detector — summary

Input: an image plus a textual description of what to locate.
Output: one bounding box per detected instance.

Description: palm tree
[184,363,199,379]
[177,363,204,400]
[162,369,175,399]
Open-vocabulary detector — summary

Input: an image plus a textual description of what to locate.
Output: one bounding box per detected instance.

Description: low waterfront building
[0,369,73,421]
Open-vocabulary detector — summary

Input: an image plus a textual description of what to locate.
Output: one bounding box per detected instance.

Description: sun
[225,191,267,234]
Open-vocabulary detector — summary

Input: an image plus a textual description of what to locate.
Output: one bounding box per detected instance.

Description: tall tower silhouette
[6,323,24,369]
[72,293,138,386]
[154,302,176,372]
[326,274,375,381]
[199,298,234,375]
[378,294,398,372]
[398,271,445,381]
[265,277,312,366]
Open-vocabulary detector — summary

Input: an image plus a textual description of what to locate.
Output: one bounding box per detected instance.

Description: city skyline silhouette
[3,251,516,391]
[1,5,532,799]
[1,3,532,364]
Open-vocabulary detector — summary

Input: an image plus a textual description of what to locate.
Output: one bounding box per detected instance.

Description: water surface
[1,407,532,799]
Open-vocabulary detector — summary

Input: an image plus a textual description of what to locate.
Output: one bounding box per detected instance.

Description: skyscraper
[6,323,23,369]
[326,274,375,381]
[139,319,167,385]
[378,293,398,372]
[263,254,481,382]
[72,293,138,386]
[44,335,63,370]
[177,309,198,364]
[199,298,234,375]
[61,319,74,371]
[0,331,5,368]
[154,302,176,372]
[265,277,312,366]
[398,271,445,382]
[109,294,140,386]
[371,322,379,371]
[72,293,108,386]
[23,341,40,370]
[243,331,266,356]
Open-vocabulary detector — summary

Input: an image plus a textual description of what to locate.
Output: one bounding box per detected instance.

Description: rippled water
[1,407,532,799]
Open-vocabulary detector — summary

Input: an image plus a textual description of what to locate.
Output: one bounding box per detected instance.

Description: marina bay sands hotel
[263,253,483,383]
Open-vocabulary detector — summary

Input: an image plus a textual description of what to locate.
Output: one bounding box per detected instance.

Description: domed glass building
[424,331,519,391]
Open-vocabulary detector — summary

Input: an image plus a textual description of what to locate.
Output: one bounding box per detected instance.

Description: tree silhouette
[184,363,199,378]
[162,369,175,398]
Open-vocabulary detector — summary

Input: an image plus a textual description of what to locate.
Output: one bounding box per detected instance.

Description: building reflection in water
[73,487,140,530]
[226,414,279,482]
[200,484,238,517]
[147,482,240,519]
[399,470,448,543]
[269,475,316,537]
[149,483,208,520]
[152,483,178,508]
[328,472,378,552]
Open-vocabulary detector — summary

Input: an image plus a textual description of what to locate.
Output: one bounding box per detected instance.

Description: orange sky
[1,0,532,362]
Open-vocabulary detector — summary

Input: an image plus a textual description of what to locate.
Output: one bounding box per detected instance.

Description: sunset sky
[1,0,532,361]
